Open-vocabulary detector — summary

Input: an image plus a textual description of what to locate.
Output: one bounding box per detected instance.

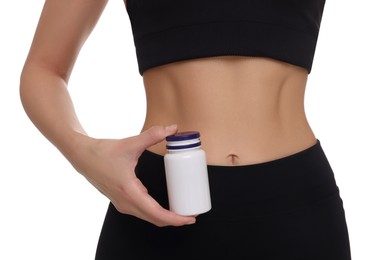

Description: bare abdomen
[141,56,316,166]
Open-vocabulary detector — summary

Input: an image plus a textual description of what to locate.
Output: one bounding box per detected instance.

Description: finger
[138,192,197,227]
[130,178,196,227]
[136,125,178,151]
[144,198,196,227]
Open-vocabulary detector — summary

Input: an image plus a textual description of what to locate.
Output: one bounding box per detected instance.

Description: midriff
[140,56,317,166]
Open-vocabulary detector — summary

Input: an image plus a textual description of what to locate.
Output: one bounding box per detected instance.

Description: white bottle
[164,131,211,216]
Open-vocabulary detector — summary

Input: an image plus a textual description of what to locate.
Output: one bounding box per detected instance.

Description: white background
[1,0,365,259]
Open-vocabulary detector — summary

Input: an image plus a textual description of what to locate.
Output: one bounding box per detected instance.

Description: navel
[227,153,241,166]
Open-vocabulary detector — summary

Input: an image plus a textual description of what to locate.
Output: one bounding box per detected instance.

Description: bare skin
[142,56,317,165]
[20,0,316,226]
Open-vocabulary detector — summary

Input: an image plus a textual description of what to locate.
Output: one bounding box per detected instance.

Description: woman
[20,0,351,259]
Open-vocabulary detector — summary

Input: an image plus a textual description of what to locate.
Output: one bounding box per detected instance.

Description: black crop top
[126,0,326,75]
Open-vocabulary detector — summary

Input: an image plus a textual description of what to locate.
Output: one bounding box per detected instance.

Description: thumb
[137,124,178,151]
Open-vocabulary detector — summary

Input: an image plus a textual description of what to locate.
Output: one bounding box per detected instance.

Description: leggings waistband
[136,140,339,219]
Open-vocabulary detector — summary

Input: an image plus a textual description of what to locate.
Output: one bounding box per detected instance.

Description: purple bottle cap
[166,131,200,142]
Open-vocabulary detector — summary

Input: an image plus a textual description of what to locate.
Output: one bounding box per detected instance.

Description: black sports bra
[126,0,326,75]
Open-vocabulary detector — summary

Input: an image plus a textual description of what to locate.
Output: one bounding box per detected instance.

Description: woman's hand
[72,125,196,227]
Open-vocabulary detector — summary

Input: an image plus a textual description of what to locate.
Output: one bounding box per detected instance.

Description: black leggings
[95,141,351,259]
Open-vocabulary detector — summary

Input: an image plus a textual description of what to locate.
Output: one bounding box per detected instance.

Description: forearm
[20,64,91,162]
[19,60,196,227]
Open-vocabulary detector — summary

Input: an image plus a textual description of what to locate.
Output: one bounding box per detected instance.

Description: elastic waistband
[138,141,339,219]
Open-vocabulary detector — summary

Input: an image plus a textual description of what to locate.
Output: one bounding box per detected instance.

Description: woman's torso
[140,56,317,166]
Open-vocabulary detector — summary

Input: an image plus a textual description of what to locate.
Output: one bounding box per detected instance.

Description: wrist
[57,130,96,169]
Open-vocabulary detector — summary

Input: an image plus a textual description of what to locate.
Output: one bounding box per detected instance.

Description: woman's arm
[20,0,106,152]
[20,0,195,227]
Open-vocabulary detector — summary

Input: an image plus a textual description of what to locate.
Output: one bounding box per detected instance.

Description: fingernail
[165,124,177,132]
[186,218,196,225]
